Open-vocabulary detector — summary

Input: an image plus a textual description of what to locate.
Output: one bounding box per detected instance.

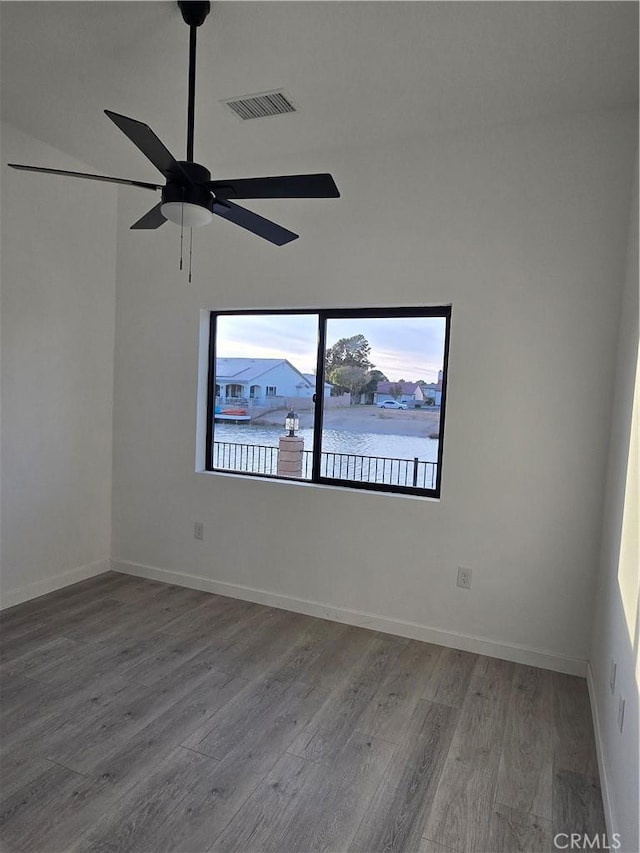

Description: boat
[214,404,251,423]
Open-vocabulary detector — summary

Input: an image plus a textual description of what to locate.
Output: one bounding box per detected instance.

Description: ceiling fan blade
[130,202,167,230]
[212,200,298,245]
[7,163,160,190]
[104,110,191,184]
[207,173,340,200]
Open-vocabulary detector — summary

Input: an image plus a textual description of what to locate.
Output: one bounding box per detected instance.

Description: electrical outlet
[609,659,617,694]
[194,522,204,541]
[617,695,625,733]
[457,566,472,589]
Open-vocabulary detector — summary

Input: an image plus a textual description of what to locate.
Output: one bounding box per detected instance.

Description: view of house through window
[210,313,318,481]
[207,308,451,496]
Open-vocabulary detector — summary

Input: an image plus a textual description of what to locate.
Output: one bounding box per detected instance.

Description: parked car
[377,400,408,409]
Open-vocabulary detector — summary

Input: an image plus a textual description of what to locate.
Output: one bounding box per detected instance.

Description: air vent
[221,90,297,120]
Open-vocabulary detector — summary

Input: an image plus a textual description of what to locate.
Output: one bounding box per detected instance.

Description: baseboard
[111,558,587,676]
[586,663,617,846]
[0,558,111,610]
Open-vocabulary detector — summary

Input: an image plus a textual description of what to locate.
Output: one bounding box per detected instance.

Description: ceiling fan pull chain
[188,228,194,283]
[179,200,185,270]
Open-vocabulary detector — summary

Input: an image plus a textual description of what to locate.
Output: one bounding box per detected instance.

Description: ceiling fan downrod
[177,1,211,163]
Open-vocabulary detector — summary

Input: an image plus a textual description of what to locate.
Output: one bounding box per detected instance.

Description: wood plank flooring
[0,572,606,852]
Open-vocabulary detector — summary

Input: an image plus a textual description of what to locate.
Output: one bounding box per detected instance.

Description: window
[206,307,451,497]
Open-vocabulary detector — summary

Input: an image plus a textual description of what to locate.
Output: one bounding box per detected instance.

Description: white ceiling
[1,1,638,181]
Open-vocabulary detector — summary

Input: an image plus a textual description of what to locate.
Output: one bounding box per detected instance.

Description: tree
[328,365,370,402]
[325,334,373,372]
[325,334,379,401]
[389,383,403,400]
[364,368,388,397]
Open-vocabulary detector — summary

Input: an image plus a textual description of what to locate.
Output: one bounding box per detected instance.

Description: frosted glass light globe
[160,201,213,228]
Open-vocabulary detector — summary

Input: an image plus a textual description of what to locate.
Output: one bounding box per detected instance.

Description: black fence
[212,441,437,490]
[213,442,279,477]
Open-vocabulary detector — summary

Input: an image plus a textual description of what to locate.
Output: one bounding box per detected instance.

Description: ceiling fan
[8,1,339,246]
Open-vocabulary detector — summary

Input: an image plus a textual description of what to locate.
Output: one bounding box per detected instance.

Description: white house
[302,374,333,399]
[215,358,314,404]
[421,370,444,407]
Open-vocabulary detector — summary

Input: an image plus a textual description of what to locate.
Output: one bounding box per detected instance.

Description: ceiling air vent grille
[222,90,297,120]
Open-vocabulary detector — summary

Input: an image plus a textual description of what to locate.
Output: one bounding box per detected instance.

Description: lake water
[213,422,439,487]
[213,422,439,462]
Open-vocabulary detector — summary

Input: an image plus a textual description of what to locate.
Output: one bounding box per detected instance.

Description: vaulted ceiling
[1,1,638,181]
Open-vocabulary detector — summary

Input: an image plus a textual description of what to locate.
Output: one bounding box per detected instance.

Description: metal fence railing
[213,441,279,476]
[212,441,437,490]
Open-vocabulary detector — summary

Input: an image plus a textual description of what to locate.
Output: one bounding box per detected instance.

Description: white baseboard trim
[0,558,111,610]
[111,558,587,676]
[586,663,617,847]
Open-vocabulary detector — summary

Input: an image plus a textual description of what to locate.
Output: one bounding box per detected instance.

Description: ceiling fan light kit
[7,0,339,265]
[161,202,213,228]
[158,160,215,227]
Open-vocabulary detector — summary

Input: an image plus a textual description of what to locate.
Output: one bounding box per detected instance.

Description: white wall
[110,110,637,673]
[0,122,117,607]
[589,152,638,853]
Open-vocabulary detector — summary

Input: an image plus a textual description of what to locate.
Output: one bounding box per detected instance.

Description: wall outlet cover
[194,522,204,541]
[457,566,472,589]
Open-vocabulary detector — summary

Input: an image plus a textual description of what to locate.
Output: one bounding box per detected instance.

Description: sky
[215,313,446,382]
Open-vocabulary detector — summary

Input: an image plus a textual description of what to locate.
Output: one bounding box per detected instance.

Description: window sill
[195,467,441,502]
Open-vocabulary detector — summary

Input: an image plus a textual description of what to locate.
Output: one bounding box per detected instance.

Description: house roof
[216,358,284,382]
[302,373,332,389]
[216,358,313,387]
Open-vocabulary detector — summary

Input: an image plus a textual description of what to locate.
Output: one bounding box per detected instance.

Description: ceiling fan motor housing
[161,160,217,225]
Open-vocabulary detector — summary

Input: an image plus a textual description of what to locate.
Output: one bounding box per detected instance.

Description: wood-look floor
[0,572,606,853]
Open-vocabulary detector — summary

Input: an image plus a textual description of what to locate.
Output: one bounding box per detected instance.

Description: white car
[377,400,408,409]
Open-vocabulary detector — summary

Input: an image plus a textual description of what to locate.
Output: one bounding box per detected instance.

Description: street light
[285,410,299,437]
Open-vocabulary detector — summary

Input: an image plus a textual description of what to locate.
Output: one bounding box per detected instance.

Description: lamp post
[285,410,299,437]
[278,409,303,478]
